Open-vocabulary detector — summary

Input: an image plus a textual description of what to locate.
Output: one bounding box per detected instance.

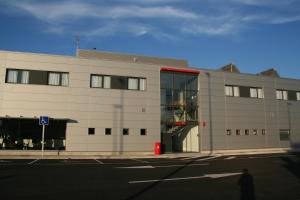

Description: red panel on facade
[175,121,187,126]
[161,67,200,74]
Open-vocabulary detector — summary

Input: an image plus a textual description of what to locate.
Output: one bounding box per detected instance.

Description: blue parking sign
[39,116,49,125]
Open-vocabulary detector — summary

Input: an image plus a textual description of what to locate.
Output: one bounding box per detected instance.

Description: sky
[0,0,300,79]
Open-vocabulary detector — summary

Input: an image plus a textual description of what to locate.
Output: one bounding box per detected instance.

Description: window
[61,73,69,86]
[245,129,250,136]
[262,129,266,135]
[105,128,111,135]
[139,78,146,91]
[48,72,60,85]
[6,69,30,84]
[91,75,103,88]
[236,129,241,136]
[280,129,290,141]
[225,85,239,97]
[140,129,147,136]
[128,78,139,90]
[226,129,232,135]
[253,129,258,135]
[276,90,288,100]
[250,88,264,98]
[297,92,300,101]
[48,72,69,86]
[123,128,129,135]
[88,128,95,135]
[104,76,111,88]
[21,71,29,84]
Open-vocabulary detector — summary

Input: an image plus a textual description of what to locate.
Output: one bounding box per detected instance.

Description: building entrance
[160,70,199,153]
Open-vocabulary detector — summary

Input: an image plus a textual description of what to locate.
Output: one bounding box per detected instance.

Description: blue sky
[1,0,300,78]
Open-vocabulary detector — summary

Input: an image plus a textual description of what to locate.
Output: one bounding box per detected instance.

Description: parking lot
[1,153,300,200]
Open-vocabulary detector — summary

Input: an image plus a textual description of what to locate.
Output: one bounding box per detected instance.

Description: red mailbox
[154,142,161,155]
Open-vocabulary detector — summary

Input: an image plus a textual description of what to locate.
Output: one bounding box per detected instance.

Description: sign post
[39,116,49,159]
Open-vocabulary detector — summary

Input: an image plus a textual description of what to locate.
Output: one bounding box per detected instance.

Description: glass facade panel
[48,72,60,86]
[128,78,139,90]
[160,71,199,153]
[7,70,18,83]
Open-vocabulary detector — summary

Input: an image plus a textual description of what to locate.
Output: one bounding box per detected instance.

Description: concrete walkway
[0,148,297,159]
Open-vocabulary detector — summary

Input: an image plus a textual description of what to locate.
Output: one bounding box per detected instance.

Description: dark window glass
[160,72,173,89]
[173,73,186,90]
[236,129,241,136]
[226,129,231,135]
[262,129,266,135]
[280,129,290,141]
[105,128,111,135]
[173,90,185,106]
[288,91,297,101]
[240,86,251,97]
[140,129,147,136]
[245,129,250,135]
[123,128,129,135]
[111,76,128,89]
[29,70,48,85]
[186,75,198,90]
[88,128,95,135]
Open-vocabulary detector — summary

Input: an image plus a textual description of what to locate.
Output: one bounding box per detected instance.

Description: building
[0,49,299,153]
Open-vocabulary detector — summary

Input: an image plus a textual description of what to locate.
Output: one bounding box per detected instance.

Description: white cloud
[3,0,300,40]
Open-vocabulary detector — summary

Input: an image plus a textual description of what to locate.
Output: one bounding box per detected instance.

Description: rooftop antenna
[75,35,80,55]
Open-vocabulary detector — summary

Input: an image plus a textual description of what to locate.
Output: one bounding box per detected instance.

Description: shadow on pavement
[281,153,300,179]
[124,157,205,200]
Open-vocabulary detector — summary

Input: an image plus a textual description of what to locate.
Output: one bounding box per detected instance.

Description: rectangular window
[123,128,129,135]
[61,73,69,86]
[226,129,231,135]
[225,85,239,97]
[139,78,146,91]
[105,128,111,135]
[48,72,60,86]
[250,88,264,98]
[276,90,288,100]
[225,86,233,96]
[128,78,139,90]
[245,129,250,136]
[233,86,239,97]
[283,91,288,100]
[140,129,147,136]
[91,75,103,88]
[7,69,18,83]
[103,76,111,88]
[297,92,300,101]
[236,129,241,136]
[262,129,266,135]
[253,129,258,135]
[21,71,29,84]
[88,128,95,135]
[257,88,264,99]
[280,129,290,141]
[250,88,258,98]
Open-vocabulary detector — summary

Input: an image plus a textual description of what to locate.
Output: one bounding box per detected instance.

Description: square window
[91,75,103,88]
[236,129,241,136]
[123,128,129,135]
[128,78,139,90]
[245,129,250,135]
[140,129,147,136]
[105,128,111,135]
[253,129,258,135]
[226,129,231,135]
[88,128,95,135]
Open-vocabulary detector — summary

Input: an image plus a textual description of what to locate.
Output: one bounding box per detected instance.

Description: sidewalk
[0,148,297,159]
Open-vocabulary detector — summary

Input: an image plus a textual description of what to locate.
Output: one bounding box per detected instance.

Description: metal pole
[42,125,45,159]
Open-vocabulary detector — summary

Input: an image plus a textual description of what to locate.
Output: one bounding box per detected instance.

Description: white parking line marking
[131,159,150,164]
[28,159,40,165]
[129,172,242,184]
[196,156,220,161]
[116,163,209,169]
[224,156,236,160]
[94,159,104,164]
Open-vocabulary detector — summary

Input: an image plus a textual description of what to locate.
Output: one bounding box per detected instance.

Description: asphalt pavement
[1,153,300,200]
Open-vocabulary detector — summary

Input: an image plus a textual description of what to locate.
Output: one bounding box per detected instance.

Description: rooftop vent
[259,68,280,78]
[220,63,240,73]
